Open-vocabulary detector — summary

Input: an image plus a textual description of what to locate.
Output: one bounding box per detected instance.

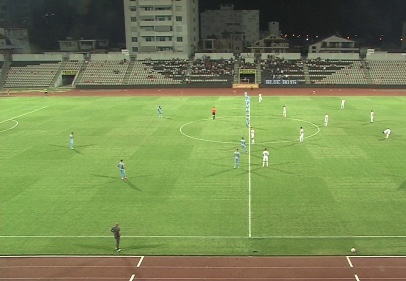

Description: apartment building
[200,4,259,47]
[123,0,199,56]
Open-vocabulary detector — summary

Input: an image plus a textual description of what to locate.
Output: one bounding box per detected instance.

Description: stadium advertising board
[239,69,256,74]
[265,79,297,85]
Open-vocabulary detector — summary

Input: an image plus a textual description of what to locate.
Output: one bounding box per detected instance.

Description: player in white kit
[383,128,391,139]
[258,93,262,103]
[282,106,287,118]
[299,127,304,143]
[370,110,374,123]
[341,99,345,109]
[262,148,269,167]
[324,113,329,126]
[251,127,255,144]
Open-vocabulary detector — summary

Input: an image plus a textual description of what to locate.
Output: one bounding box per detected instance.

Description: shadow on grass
[398,180,406,191]
[125,179,141,191]
[206,168,236,177]
[92,174,118,180]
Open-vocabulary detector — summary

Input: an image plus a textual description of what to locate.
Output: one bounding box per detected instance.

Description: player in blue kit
[158,106,163,118]
[69,132,74,149]
[117,160,127,180]
[234,149,240,168]
[241,137,247,153]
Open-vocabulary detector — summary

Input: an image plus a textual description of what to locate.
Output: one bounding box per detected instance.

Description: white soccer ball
[351,248,356,253]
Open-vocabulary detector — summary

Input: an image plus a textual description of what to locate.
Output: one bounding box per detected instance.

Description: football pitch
[1,94,406,256]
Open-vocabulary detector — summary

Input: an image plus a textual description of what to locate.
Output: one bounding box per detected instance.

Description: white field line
[0,119,18,132]
[355,274,360,281]
[129,274,135,281]
[0,106,48,124]
[346,256,353,267]
[2,235,406,239]
[248,102,252,238]
[137,256,144,267]
[0,255,144,258]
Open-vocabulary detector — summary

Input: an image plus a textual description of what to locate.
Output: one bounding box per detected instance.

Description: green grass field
[1,94,406,256]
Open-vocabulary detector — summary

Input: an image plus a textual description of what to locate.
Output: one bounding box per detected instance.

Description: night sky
[29,0,406,50]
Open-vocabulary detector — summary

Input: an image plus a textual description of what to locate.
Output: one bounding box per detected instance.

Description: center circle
[179,116,320,145]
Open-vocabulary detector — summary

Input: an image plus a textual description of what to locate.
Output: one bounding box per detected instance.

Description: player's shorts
[263,157,268,162]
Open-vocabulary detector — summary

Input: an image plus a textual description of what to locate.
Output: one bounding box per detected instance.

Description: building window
[176,16,182,22]
[177,37,183,42]
[144,37,154,42]
[132,37,138,42]
[130,6,136,11]
[144,7,153,11]
[132,47,138,52]
[131,17,137,22]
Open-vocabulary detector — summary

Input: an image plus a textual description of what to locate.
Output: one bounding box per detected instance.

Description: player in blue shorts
[234,149,240,169]
[117,159,127,180]
[158,106,163,118]
[241,137,247,153]
[69,132,74,149]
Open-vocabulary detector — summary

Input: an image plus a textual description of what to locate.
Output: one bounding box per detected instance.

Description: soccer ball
[351,248,356,253]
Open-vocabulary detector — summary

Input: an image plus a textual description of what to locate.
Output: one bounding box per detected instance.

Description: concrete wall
[307,53,360,60]
[136,53,189,60]
[194,53,234,60]
[261,53,301,60]
[69,53,85,61]
[366,52,406,61]
[0,54,4,61]
[90,53,130,61]
[12,53,63,61]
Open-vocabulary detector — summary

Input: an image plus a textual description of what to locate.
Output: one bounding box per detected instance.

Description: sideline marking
[129,274,135,281]
[179,116,320,145]
[248,103,252,238]
[346,256,353,267]
[0,106,48,124]
[354,274,360,281]
[137,256,144,267]
[2,235,406,239]
[0,119,18,132]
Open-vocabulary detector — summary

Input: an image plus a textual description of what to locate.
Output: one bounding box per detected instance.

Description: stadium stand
[4,61,61,88]
[260,58,306,84]
[368,61,406,85]
[127,60,183,85]
[75,60,129,85]
[308,59,368,85]
[189,58,235,83]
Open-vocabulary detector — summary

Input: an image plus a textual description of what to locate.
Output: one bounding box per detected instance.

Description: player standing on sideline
[262,148,269,167]
[383,128,391,139]
[211,107,216,120]
[341,99,346,109]
[69,132,74,149]
[157,106,163,118]
[324,113,329,126]
[258,93,262,103]
[241,137,247,153]
[299,127,304,143]
[251,127,255,144]
[117,160,127,180]
[282,105,287,118]
[312,89,316,95]
[234,148,240,168]
[370,110,374,123]
[110,222,121,252]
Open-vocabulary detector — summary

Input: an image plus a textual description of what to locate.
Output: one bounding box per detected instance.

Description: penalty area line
[0,106,48,124]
